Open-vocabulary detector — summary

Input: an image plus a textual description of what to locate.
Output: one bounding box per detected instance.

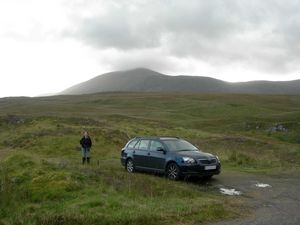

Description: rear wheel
[126,158,135,173]
[166,162,181,180]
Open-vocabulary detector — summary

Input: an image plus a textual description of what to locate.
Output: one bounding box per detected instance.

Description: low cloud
[62,0,300,77]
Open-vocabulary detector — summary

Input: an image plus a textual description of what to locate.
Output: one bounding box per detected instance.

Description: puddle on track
[255,183,272,188]
[220,188,242,196]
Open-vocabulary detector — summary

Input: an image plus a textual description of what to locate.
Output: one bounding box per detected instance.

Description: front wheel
[166,162,181,180]
[126,159,135,173]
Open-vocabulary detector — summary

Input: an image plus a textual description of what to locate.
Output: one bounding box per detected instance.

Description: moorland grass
[0,92,299,224]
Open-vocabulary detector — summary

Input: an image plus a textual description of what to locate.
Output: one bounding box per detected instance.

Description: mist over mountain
[60,68,300,95]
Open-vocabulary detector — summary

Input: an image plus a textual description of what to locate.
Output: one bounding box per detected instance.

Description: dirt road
[202,171,300,225]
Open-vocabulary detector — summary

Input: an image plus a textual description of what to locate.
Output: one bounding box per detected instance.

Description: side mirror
[157,147,166,154]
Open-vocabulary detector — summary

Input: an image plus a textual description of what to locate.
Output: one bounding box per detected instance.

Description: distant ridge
[60,68,300,95]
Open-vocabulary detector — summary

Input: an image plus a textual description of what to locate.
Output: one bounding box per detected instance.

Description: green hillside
[0,92,300,224]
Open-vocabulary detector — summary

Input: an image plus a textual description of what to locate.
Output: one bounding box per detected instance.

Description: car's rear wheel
[166,162,181,180]
[126,158,135,173]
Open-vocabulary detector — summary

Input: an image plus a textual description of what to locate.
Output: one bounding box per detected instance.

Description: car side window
[127,139,138,149]
[138,139,150,151]
[134,140,141,149]
[150,140,164,151]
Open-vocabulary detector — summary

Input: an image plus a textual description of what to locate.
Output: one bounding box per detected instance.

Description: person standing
[80,131,92,164]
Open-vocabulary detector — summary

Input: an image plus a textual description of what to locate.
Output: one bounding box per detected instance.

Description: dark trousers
[81,147,90,164]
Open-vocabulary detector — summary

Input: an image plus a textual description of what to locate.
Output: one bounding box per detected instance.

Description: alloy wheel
[167,163,180,180]
[126,159,134,173]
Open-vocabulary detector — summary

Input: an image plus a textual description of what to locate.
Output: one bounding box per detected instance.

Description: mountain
[60,68,300,95]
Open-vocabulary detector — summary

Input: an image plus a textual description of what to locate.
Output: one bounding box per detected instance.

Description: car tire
[126,158,135,173]
[166,162,181,180]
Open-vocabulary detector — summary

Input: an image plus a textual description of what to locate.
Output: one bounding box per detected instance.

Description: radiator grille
[199,159,217,164]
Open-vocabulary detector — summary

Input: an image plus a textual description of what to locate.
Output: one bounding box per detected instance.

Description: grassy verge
[0,148,241,225]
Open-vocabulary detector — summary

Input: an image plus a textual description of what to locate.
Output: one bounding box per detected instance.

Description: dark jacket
[80,136,92,148]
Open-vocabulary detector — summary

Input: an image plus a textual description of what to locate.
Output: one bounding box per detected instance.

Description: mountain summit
[60,68,300,95]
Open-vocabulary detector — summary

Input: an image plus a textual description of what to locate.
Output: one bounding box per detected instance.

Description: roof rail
[134,136,180,139]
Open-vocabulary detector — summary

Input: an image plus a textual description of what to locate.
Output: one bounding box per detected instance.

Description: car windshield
[162,139,198,152]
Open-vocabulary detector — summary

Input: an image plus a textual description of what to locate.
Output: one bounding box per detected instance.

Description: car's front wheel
[166,162,181,180]
[126,158,135,173]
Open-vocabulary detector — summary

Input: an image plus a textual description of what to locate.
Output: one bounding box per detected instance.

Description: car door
[148,140,166,171]
[133,139,150,169]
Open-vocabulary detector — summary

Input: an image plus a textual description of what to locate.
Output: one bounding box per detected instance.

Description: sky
[0,0,300,97]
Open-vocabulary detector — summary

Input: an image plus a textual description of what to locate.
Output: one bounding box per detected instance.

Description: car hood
[175,150,215,159]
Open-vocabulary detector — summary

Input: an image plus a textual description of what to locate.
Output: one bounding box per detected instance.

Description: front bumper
[179,163,221,176]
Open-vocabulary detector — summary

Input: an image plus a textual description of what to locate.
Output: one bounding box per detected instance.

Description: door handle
[133,150,136,154]
[147,152,150,156]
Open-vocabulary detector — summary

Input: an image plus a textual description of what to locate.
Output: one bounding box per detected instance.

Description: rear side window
[137,139,150,151]
[127,139,138,149]
[149,140,164,151]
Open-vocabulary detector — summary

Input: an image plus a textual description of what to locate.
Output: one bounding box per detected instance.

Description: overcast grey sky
[0,0,299,97]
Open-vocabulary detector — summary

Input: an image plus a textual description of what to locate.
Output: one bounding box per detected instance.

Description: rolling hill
[60,68,300,95]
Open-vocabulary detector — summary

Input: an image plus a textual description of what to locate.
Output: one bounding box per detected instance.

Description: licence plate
[205,165,216,170]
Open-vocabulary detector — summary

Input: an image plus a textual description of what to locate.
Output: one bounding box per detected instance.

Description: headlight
[216,155,220,162]
[182,157,196,164]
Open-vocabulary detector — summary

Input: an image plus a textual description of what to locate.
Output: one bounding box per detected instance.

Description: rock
[5,115,25,124]
[266,124,288,133]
